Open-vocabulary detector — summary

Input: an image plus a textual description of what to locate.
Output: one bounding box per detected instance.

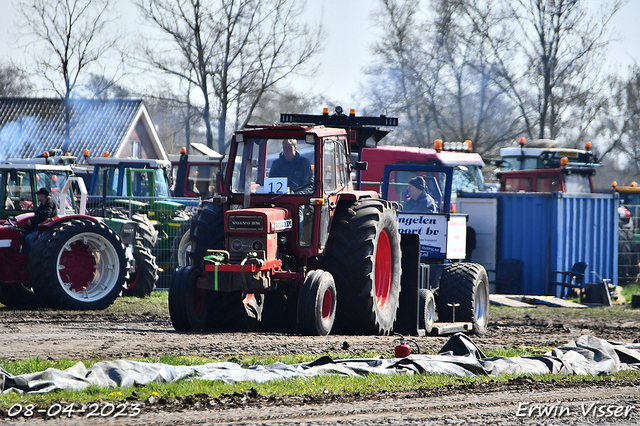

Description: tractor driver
[269,138,313,192]
[403,176,437,213]
[25,187,58,253]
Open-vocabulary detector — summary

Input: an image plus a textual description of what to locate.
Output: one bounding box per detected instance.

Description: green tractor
[72,155,193,288]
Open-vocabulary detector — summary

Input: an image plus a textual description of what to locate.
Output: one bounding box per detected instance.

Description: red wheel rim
[321,288,332,321]
[59,242,95,292]
[374,230,392,310]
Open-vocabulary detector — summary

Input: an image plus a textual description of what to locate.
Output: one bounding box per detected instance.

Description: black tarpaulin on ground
[2,334,640,394]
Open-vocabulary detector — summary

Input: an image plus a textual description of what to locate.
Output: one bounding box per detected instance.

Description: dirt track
[2,307,640,425]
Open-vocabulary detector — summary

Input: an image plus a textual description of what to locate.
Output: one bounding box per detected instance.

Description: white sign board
[262,177,288,194]
[397,213,447,258]
[446,215,467,260]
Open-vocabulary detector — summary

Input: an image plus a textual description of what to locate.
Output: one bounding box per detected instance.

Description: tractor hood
[225,208,292,233]
[151,200,186,214]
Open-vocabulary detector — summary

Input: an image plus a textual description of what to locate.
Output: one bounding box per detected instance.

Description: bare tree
[364,0,518,156]
[595,67,640,175]
[0,63,33,97]
[15,0,122,146]
[482,0,625,142]
[136,0,322,153]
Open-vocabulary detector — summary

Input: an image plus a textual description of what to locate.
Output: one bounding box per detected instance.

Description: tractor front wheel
[169,266,213,331]
[297,270,337,336]
[29,219,127,310]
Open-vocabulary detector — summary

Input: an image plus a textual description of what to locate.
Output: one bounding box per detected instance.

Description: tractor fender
[335,190,378,204]
[38,214,101,230]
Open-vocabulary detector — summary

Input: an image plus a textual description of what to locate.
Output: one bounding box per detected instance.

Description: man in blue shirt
[269,139,313,192]
[403,176,437,213]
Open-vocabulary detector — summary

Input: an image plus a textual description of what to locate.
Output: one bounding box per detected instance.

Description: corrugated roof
[0,98,143,161]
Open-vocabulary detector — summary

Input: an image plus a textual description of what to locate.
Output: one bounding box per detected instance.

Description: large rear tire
[132,213,158,250]
[190,201,224,266]
[297,270,337,336]
[169,266,213,331]
[324,199,402,335]
[29,219,127,310]
[122,244,158,297]
[436,263,490,335]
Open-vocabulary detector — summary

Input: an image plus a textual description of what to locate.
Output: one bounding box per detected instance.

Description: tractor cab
[0,163,78,219]
[497,138,599,193]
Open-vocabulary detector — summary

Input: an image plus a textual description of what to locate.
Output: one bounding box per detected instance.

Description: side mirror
[353,161,368,171]
[9,168,17,183]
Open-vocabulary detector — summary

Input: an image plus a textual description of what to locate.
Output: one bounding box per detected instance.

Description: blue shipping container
[458,192,618,295]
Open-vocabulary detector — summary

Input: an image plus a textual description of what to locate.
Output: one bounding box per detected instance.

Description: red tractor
[0,166,132,310]
[169,109,403,335]
[169,108,490,336]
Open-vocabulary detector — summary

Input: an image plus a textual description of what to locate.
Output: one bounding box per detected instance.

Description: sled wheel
[436,262,490,335]
[190,201,223,266]
[122,244,158,297]
[419,288,435,334]
[169,266,212,331]
[324,199,402,335]
[30,219,126,310]
[297,270,337,336]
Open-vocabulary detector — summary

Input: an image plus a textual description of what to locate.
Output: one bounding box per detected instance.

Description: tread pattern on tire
[190,201,223,266]
[122,244,158,297]
[323,199,402,335]
[435,262,489,335]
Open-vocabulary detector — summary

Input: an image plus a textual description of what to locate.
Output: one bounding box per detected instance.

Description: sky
[0,0,638,108]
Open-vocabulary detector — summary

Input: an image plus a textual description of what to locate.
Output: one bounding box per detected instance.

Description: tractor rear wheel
[29,219,127,310]
[169,266,213,331]
[419,288,435,334]
[122,244,158,297]
[190,201,223,266]
[297,270,337,336]
[324,199,402,335]
[436,262,490,335]
[132,213,158,250]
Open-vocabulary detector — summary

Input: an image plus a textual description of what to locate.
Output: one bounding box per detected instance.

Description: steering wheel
[6,216,21,229]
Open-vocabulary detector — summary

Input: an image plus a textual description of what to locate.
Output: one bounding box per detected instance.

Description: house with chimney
[0,98,167,161]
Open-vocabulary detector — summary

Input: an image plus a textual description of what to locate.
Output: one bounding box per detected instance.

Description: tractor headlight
[232,239,243,251]
[252,240,263,250]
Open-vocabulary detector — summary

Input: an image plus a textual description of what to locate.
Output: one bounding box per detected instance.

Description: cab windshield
[231,138,316,195]
[452,165,485,192]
